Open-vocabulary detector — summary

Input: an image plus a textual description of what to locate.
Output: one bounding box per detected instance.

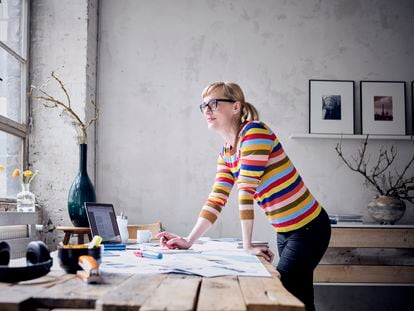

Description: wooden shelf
[290,133,413,140]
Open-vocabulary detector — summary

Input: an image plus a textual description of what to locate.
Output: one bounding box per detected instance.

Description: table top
[0,249,304,311]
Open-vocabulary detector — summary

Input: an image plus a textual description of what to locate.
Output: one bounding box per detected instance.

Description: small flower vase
[68,143,96,227]
[16,183,36,212]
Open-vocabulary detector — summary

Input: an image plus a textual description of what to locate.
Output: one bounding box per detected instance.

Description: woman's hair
[202,82,259,123]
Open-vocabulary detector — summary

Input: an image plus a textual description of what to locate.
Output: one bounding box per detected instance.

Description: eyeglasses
[199,98,235,113]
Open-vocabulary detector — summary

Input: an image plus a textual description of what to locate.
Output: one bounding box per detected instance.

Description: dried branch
[29,71,98,144]
[335,135,414,203]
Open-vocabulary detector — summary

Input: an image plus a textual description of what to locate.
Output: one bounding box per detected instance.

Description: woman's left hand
[244,246,275,263]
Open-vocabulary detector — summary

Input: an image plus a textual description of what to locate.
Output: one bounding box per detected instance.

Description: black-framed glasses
[199,98,235,113]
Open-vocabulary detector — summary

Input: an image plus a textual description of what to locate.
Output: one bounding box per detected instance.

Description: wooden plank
[330,228,414,248]
[0,285,44,311]
[197,276,246,311]
[30,272,132,309]
[96,274,167,311]
[140,275,201,311]
[314,265,414,283]
[239,276,304,311]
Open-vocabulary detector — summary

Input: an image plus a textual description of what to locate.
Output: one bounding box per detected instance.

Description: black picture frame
[360,81,406,135]
[309,79,355,134]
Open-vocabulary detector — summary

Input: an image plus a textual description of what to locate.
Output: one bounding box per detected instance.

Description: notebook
[85,202,126,250]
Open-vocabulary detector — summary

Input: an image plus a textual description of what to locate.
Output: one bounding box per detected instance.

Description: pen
[134,250,163,259]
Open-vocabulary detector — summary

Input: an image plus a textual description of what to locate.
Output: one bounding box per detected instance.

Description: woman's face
[201,88,239,131]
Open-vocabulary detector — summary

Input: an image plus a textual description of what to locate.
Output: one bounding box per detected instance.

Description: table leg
[78,234,85,244]
[63,232,71,245]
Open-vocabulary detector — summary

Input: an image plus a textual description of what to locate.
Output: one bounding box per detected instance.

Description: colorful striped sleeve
[199,154,235,224]
[237,122,274,220]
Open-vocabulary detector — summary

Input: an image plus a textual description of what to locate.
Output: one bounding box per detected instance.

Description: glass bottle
[16,183,36,212]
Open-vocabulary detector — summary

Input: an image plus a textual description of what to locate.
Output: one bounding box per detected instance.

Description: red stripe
[257,168,297,196]
[207,198,223,206]
[260,180,305,209]
[269,147,283,158]
[275,201,319,227]
[216,177,234,184]
[241,133,274,142]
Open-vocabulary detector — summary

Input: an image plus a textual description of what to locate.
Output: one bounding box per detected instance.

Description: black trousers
[276,208,331,311]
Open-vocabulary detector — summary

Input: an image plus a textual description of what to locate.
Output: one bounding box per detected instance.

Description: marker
[134,250,163,259]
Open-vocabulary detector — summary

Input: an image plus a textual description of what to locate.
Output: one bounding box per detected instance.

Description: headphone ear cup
[0,241,10,265]
[26,241,51,265]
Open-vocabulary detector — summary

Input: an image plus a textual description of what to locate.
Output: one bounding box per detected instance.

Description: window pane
[0,131,23,198]
[0,47,23,123]
[0,0,24,56]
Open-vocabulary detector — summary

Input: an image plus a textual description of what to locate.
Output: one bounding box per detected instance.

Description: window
[0,0,29,199]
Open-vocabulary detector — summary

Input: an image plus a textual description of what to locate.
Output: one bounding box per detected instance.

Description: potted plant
[335,136,414,224]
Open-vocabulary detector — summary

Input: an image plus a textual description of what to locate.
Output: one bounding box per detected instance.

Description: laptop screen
[85,202,121,243]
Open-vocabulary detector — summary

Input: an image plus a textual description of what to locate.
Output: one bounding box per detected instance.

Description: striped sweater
[199,121,322,233]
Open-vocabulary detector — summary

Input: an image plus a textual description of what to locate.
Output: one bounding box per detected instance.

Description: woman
[156,82,331,311]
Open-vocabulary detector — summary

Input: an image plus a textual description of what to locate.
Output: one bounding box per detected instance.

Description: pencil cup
[136,230,152,243]
[116,216,129,244]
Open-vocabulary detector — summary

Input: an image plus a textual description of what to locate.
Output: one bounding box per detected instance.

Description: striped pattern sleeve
[237,123,274,220]
[199,154,235,224]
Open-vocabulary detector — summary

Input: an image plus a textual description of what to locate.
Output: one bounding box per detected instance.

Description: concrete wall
[30,0,98,245]
[97,0,414,237]
[96,1,414,309]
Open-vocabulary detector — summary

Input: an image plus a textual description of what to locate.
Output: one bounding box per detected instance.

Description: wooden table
[0,257,304,310]
[314,224,414,284]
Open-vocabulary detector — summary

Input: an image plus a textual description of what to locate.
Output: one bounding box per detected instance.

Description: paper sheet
[99,239,271,277]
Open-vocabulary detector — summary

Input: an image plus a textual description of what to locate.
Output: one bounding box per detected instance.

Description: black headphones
[0,240,53,283]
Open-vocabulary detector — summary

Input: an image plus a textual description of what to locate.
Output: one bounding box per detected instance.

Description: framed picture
[309,80,355,134]
[361,81,406,135]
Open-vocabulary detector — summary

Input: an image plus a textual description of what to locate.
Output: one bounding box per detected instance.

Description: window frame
[0,0,30,201]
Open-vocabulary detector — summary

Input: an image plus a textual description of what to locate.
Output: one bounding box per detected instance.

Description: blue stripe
[242,122,266,135]
[271,142,282,153]
[259,175,302,205]
[256,164,295,193]
[240,164,265,171]
[215,181,233,188]
[270,198,316,224]
[241,139,273,147]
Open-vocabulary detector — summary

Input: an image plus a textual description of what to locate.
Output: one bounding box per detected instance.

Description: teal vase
[68,143,96,227]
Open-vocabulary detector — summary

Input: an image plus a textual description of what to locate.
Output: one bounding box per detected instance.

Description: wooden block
[96,274,167,311]
[314,265,414,283]
[239,276,304,311]
[330,228,414,248]
[140,275,200,311]
[31,272,131,309]
[197,276,246,311]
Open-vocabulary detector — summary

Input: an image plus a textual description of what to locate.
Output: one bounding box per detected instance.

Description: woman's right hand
[155,231,193,249]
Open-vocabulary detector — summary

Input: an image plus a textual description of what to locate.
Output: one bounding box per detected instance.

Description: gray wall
[97,0,414,237]
[96,2,414,309]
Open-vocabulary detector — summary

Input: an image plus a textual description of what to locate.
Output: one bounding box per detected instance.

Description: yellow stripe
[260,159,291,184]
[272,205,322,233]
[213,184,232,193]
[240,169,263,178]
[245,128,269,135]
[268,194,313,220]
[241,144,272,152]
[259,171,300,201]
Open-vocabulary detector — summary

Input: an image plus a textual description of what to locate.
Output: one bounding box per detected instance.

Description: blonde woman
[157,82,331,311]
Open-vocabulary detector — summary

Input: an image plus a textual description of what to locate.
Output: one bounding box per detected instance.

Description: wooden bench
[314,224,414,284]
